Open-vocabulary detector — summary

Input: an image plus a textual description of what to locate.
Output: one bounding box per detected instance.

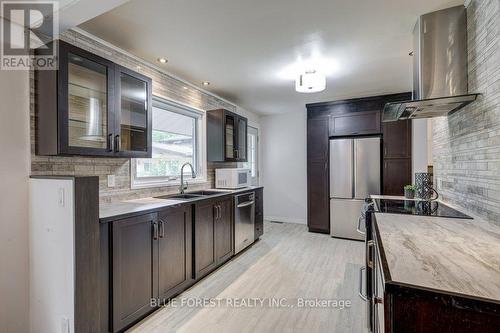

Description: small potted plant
[404,184,416,199]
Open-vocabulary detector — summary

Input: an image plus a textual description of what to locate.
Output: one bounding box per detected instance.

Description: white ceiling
[79,0,462,115]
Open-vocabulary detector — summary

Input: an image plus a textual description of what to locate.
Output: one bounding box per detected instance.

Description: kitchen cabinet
[110,204,192,332]
[113,65,152,157]
[329,109,381,136]
[306,93,412,234]
[382,120,411,158]
[99,190,262,331]
[382,120,412,196]
[194,196,234,279]
[194,199,217,278]
[112,213,158,332]
[306,114,330,233]
[35,40,152,158]
[371,221,500,333]
[215,197,233,263]
[254,188,264,239]
[158,205,193,301]
[207,109,248,162]
[382,158,411,196]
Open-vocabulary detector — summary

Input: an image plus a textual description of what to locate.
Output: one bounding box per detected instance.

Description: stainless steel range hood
[383,5,479,122]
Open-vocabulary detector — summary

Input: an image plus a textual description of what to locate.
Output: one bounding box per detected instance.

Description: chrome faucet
[179,162,196,194]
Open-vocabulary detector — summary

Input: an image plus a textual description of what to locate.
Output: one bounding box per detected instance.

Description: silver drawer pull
[359,266,368,302]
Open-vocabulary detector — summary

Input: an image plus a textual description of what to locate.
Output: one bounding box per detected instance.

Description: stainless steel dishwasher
[234,192,255,254]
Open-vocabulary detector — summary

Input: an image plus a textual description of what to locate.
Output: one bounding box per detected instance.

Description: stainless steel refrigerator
[330,137,380,240]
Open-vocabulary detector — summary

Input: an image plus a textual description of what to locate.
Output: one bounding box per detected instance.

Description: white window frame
[131,96,208,189]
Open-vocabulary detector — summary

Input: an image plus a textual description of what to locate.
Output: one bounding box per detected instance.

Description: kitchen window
[131,97,206,188]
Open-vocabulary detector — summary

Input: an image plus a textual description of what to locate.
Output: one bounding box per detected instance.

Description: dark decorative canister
[415,172,439,200]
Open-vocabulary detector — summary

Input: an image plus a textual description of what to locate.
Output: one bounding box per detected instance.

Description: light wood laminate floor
[128,221,368,333]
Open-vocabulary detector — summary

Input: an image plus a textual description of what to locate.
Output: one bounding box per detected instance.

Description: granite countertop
[371,195,500,304]
[100,186,263,222]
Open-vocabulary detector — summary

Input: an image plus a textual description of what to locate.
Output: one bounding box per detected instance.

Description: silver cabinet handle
[357,216,366,235]
[114,134,121,152]
[107,133,114,152]
[214,205,218,219]
[217,205,221,219]
[159,219,165,238]
[237,201,254,208]
[152,222,158,240]
[359,266,368,302]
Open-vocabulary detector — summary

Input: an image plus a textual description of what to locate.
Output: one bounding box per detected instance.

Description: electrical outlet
[107,175,116,188]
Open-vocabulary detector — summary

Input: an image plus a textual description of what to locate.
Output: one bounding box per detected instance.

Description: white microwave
[215,168,251,189]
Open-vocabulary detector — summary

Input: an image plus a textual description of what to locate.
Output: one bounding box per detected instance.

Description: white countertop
[371,195,500,303]
[99,186,262,221]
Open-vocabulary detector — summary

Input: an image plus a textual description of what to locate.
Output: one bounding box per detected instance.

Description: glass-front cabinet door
[114,66,152,157]
[224,112,237,161]
[237,116,247,161]
[59,42,115,155]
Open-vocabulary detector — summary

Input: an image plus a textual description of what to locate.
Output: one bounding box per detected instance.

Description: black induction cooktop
[373,199,473,219]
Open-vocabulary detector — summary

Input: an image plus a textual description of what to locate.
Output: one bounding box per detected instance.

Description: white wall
[412,119,430,181]
[261,111,307,224]
[0,69,31,332]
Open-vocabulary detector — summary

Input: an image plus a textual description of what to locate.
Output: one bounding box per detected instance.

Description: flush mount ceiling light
[157,57,168,64]
[202,81,210,86]
[295,70,326,93]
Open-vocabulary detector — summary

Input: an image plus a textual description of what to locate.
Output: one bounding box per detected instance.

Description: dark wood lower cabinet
[102,190,262,332]
[215,197,233,263]
[194,197,234,279]
[112,213,158,332]
[307,159,330,233]
[158,205,193,301]
[254,188,264,239]
[194,199,218,279]
[372,220,500,333]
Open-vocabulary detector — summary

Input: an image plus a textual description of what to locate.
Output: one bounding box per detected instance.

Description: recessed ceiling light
[136,66,141,70]
[157,57,168,64]
[202,81,210,86]
[183,86,188,90]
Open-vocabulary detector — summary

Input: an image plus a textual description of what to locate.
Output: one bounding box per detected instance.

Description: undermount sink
[154,190,231,201]
[187,190,230,196]
[155,193,202,200]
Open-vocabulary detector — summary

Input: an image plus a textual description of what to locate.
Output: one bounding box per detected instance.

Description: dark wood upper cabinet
[112,213,158,333]
[383,120,412,158]
[35,40,152,158]
[113,65,152,157]
[207,109,248,162]
[158,205,193,301]
[330,110,381,136]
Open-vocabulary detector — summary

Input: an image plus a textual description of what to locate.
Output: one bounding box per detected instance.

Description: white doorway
[245,126,259,185]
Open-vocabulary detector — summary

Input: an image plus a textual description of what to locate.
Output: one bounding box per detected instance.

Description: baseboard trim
[265,215,306,225]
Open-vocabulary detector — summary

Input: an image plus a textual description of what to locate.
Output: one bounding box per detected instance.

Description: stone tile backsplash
[30,29,241,203]
[433,0,500,224]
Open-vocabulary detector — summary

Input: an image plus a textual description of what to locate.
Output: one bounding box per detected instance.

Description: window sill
[131,177,210,190]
